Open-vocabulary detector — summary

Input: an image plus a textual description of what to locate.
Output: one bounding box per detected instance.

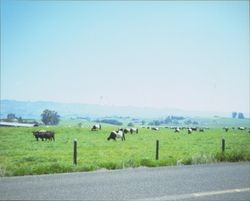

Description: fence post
[73,139,77,165]
[156,140,159,160]
[222,138,225,153]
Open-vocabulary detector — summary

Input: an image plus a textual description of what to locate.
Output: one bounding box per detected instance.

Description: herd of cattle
[32,124,250,142]
[91,124,138,141]
[32,130,55,141]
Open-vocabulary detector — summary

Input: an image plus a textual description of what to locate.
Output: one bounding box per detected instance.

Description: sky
[1,0,249,114]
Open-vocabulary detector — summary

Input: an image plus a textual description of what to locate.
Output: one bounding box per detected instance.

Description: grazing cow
[223,127,229,132]
[151,127,159,131]
[238,127,245,131]
[91,124,101,131]
[107,130,125,141]
[33,130,55,141]
[199,128,204,132]
[188,128,192,134]
[175,127,180,133]
[119,128,130,134]
[130,128,139,134]
[191,127,197,131]
[33,131,42,141]
[44,131,55,141]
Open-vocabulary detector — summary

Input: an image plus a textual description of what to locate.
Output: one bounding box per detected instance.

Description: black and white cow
[151,127,159,131]
[119,128,130,134]
[130,128,139,134]
[107,130,125,141]
[238,127,245,131]
[91,124,101,131]
[175,127,180,133]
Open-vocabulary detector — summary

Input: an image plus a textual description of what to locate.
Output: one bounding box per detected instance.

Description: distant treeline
[2,113,39,124]
[148,116,198,126]
[95,119,123,126]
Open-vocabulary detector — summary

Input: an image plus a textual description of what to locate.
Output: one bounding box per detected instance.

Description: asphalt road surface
[0,162,249,201]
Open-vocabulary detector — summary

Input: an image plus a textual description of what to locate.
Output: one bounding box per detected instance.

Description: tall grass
[0,126,249,176]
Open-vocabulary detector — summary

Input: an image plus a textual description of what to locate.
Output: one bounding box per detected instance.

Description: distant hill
[0,99,232,120]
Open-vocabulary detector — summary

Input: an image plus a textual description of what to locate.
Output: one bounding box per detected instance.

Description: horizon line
[1,98,249,116]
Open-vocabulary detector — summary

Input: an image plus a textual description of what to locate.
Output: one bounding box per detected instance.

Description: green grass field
[0,126,250,176]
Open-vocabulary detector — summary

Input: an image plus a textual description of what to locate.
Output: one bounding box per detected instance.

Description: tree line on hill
[3,110,246,127]
[3,109,60,125]
[95,119,123,126]
[148,116,197,126]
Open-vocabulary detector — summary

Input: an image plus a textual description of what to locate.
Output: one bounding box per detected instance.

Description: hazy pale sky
[1,0,249,114]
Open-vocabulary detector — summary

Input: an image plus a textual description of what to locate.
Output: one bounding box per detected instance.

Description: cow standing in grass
[191,127,198,131]
[130,128,139,134]
[188,128,192,134]
[199,128,204,132]
[91,124,101,131]
[33,130,55,141]
[151,127,159,131]
[119,128,130,134]
[107,130,125,141]
[175,128,180,133]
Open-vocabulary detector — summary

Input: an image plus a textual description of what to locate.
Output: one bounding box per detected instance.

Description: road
[0,162,249,200]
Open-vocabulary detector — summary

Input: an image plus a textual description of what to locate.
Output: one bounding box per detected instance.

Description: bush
[140,158,156,167]
[215,151,246,162]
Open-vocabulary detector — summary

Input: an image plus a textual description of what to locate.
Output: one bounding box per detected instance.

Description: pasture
[0,126,250,176]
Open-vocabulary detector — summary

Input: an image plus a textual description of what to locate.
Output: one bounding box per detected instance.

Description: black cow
[33,130,55,141]
[191,127,197,131]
